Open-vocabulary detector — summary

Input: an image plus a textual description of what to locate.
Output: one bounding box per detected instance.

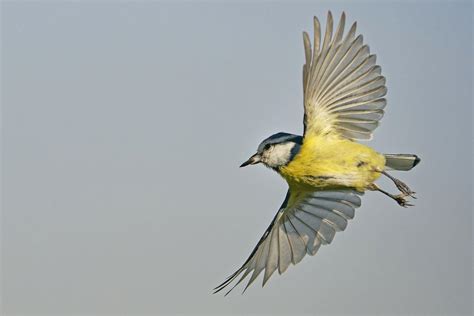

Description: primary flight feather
[214,11,420,296]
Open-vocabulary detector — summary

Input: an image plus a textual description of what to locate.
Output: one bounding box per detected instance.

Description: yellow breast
[279,134,385,191]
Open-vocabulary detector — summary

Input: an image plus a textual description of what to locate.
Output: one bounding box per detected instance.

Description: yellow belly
[279,134,386,191]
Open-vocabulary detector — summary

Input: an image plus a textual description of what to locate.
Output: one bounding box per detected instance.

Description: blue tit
[214,11,420,295]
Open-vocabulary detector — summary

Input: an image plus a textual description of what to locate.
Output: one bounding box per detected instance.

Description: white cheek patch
[263,143,296,168]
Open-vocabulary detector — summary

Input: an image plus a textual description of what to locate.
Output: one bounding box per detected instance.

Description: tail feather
[384,154,420,171]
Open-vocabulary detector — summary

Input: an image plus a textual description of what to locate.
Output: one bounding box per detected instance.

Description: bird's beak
[240,153,261,168]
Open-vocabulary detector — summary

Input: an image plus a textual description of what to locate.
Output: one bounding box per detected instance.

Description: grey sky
[2,1,472,315]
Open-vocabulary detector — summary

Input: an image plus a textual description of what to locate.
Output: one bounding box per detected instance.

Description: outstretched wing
[302,11,387,140]
[213,187,362,295]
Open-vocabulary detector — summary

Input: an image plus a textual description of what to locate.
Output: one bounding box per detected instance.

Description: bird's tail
[384,154,420,171]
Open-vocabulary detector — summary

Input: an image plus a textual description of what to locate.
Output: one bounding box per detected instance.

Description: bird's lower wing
[213,188,362,295]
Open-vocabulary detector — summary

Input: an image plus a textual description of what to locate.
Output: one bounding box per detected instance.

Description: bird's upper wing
[213,187,362,295]
[302,11,387,140]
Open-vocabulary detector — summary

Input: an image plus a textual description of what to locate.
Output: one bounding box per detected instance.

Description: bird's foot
[381,171,416,198]
[393,179,416,198]
[368,182,415,207]
[393,194,414,208]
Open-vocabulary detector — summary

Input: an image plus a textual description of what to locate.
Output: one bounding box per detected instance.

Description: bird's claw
[394,194,414,207]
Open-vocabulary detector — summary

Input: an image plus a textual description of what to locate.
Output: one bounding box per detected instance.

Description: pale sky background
[1,1,472,315]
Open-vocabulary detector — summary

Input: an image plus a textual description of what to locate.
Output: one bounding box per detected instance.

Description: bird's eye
[264,144,271,150]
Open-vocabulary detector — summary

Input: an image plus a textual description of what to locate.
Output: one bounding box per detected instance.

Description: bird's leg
[380,170,416,198]
[367,183,413,208]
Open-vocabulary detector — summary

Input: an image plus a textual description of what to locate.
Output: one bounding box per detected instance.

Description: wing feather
[263,224,280,285]
[213,188,362,295]
[302,12,387,140]
[312,16,321,63]
[277,223,292,274]
[284,218,306,264]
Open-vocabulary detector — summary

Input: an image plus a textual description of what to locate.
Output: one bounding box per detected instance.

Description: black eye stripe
[257,133,303,153]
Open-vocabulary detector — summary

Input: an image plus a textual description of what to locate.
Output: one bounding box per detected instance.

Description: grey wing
[213,189,362,295]
[302,11,387,140]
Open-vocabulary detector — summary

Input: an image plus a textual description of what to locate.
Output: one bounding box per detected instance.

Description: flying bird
[214,12,420,295]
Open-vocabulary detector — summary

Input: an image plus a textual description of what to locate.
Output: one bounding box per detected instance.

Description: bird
[213,11,420,295]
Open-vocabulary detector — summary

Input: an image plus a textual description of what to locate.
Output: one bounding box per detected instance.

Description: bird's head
[240,132,303,169]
